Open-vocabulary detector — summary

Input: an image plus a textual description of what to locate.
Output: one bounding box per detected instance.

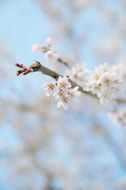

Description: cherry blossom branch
[15,61,97,99]
[16,37,126,112]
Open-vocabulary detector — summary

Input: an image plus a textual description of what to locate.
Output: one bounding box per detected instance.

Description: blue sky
[0,0,50,63]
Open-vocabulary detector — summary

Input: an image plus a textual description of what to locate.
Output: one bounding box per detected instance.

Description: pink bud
[15,63,24,68]
[23,69,30,75]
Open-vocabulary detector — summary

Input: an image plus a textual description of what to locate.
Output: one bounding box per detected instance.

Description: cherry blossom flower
[57,76,71,90]
[57,94,71,110]
[44,82,56,96]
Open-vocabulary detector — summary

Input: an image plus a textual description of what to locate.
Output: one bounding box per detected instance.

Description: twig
[57,58,70,68]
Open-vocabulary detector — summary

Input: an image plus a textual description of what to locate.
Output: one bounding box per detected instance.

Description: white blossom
[57,94,71,110]
[57,76,71,90]
[44,76,80,109]
[44,82,56,96]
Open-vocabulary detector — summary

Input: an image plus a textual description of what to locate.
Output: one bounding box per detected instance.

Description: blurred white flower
[69,86,81,97]
[57,95,71,110]
[31,44,42,53]
[46,37,54,47]
[66,64,88,81]
[45,50,60,61]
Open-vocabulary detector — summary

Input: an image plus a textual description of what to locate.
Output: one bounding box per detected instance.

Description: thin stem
[57,58,70,68]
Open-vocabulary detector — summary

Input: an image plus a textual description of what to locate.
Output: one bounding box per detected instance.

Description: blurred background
[0,0,126,189]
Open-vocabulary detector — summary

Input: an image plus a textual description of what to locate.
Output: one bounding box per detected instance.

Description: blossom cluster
[85,63,124,104]
[66,63,126,105]
[44,76,80,110]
